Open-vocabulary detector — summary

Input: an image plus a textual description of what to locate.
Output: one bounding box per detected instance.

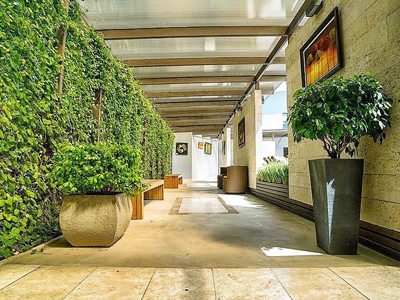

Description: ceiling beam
[97,26,287,40]
[167,120,227,126]
[155,100,237,108]
[147,90,245,98]
[192,133,219,138]
[153,97,240,103]
[126,57,285,67]
[140,75,286,85]
[159,108,232,116]
[171,125,223,132]
[164,115,229,121]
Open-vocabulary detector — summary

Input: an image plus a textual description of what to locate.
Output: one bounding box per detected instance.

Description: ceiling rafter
[97,26,287,40]
[147,90,245,98]
[164,115,230,121]
[155,100,237,108]
[158,108,233,116]
[140,75,286,85]
[126,57,285,67]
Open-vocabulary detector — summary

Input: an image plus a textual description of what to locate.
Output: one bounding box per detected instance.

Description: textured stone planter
[60,193,132,247]
[309,158,364,255]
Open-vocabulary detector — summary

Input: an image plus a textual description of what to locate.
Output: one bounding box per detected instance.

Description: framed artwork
[222,141,226,155]
[238,118,245,148]
[175,142,188,155]
[198,142,204,149]
[204,142,212,155]
[300,7,343,87]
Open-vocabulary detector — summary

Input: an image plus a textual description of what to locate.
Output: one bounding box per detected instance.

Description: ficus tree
[288,73,393,158]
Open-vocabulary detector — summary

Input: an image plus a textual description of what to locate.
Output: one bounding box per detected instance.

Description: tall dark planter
[309,158,364,255]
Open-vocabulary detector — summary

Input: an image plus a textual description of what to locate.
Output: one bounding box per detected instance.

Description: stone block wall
[232,90,263,189]
[286,0,400,231]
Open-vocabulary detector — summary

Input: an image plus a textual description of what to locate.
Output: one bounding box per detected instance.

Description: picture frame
[222,141,226,155]
[175,142,188,155]
[198,142,204,149]
[238,118,245,148]
[204,142,212,155]
[300,7,343,87]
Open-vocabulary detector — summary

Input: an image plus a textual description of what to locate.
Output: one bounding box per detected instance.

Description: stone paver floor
[1,265,400,299]
[0,180,399,299]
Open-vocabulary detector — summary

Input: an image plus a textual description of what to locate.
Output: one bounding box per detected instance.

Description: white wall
[275,136,288,157]
[172,132,193,179]
[172,132,219,180]
[192,136,219,180]
[262,113,285,130]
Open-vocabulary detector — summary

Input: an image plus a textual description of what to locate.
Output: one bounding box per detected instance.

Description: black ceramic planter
[309,158,364,255]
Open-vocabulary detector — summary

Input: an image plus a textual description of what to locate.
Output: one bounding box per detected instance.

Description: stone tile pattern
[179,197,228,214]
[286,0,400,231]
[232,90,263,189]
[1,264,399,299]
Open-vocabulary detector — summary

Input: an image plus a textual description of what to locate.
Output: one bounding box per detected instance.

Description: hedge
[0,0,173,259]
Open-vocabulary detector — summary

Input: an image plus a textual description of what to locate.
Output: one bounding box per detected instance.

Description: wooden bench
[131,179,164,220]
[164,174,183,188]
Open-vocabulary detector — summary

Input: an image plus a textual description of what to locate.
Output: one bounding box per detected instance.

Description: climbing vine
[0,0,173,260]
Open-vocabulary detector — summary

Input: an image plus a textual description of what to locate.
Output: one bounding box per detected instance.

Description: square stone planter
[309,158,364,255]
[60,193,132,247]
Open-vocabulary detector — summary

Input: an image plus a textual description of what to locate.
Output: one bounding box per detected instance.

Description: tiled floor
[1,265,400,299]
[1,180,399,299]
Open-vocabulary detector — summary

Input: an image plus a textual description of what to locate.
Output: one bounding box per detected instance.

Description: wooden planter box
[251,181,289,204]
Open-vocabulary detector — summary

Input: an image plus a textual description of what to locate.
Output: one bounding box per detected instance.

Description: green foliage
[288,74,393,158]
[50,144,142,195]
[257,161,289,185]
[0,0,173,260]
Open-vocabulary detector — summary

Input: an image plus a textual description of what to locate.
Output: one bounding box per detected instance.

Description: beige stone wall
[286,0,400,231]
[232,90,263,188]
[220,128,231,167]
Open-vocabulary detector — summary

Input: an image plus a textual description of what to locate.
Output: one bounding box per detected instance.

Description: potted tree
[50,143,142,247]
[288,73,393,254]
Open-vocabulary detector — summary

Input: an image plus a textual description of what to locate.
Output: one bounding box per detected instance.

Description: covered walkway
[1,182,399,299]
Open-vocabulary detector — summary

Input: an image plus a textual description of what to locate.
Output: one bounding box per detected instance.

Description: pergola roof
[81,0,310,138]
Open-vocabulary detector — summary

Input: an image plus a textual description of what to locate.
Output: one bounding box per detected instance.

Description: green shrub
[257,161,289,185]
[288,73,393,158]
[50,144,142,195]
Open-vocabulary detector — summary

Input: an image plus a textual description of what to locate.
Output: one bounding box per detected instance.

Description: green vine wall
[0,0,173,259]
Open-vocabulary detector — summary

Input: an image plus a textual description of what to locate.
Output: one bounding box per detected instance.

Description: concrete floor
[1,180,399,299]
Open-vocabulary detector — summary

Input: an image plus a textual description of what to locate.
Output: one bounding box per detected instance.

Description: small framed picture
[222,141,226,155]
[238,118,245,148]
[176,142,188,155]
[204,142,212,155]
[198,142,204,149]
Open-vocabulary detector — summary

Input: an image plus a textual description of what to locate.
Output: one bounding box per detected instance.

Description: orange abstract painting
[300,8,343,87]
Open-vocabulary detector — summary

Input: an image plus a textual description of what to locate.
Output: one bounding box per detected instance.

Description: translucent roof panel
[263,63,286,75]
[82,0,306,29]
[132,64,263,78]
[259,81,282,93]
[141,82,250,93]
[107,36,283,60]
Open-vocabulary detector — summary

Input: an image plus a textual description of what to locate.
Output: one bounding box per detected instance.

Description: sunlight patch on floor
[261,247,323,257]
[218,194,264,208]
